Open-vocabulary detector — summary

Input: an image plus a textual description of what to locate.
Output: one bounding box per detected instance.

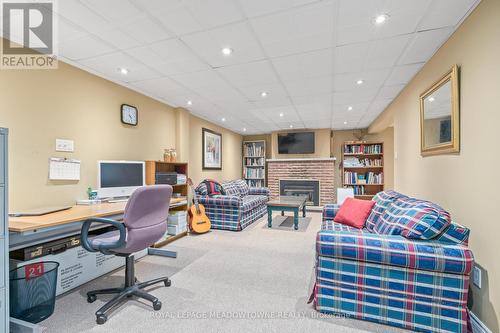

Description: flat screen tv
[278,132,315,154]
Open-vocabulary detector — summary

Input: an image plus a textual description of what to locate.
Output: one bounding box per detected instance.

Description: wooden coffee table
[267,195,307,230]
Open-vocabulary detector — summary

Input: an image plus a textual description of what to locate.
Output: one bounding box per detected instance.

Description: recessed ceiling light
[187,100,193,106]
[260,91,268,98]
[243,128,247,132]
[374,14,389,25]
[279,112,284,117]
[429,96,435,102]
[119,67,128,75]
[221,47,233,56]
[221,117,226,122]
[343,121,348,125]
[347,106,353,111]
[289,125,293,128]
[356,79,364,85]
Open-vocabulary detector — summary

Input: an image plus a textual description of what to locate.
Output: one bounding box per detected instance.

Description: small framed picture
[202,128,222,170]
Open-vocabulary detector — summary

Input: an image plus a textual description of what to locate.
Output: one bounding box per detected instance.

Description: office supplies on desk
[49,158,80,180]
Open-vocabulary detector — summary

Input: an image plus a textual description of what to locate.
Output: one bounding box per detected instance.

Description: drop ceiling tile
[337,0,431,45]
[181,22,265,67]
[60,35,115,60]
[283,75,333,97]
[79,52,161,83]
[364,35,411,70]
[377,84,405,100]
[98,28,142,50]
[398,27,453,65]
[81,0,143,24]
[385,63,424,85]
[333,43,369,74]
[238,83,288,101]
[183,0,245,30]
[216,60,279,87]
[126,40,208,75]
[419,0,478,31]
[55,0,110,35]
[333,68,391,92]
[332,88,379,105]
[272,48,333,81]
[250,1,335,57]
[119,16,171,44]
[252,97,292,109]
[58,17,88,43]
[143,1,202,36]
[238,0,319,18]
[131,77,191,98]
[171,69,227,88]
[303,119,332,129]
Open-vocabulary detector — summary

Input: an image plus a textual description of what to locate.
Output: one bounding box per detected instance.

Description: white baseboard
[470,312,492,333]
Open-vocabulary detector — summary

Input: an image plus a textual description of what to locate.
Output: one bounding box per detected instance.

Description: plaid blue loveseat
[195,179,270,231]
[313,191,474,333]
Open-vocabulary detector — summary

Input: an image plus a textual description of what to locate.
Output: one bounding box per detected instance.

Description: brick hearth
[267,158,335,206]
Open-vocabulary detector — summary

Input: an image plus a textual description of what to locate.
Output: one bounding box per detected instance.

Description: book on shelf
[244,167,264,179]
[344,143,383,154]
[244,142,265,157]
[344,171,383,185]
[246,179,265,187]
[343,157,383,167]
[244,157,265,166]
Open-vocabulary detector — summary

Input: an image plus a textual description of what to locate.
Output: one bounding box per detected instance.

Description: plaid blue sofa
[313,191,474,333]
[195,179,270,231]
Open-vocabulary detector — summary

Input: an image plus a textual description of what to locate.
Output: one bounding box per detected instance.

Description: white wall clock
[121,104,138,126]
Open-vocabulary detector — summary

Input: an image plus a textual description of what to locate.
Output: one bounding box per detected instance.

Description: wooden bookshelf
[342,141,384,200]
[145,161,188,246]
[243,140,266,187]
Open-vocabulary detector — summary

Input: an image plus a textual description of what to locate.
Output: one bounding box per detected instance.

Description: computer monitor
[97,161,145,199]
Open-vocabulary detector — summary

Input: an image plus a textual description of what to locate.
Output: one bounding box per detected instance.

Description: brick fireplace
[267,158,335,206]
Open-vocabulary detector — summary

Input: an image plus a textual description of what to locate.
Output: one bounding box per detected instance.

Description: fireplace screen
[279,180,320,206]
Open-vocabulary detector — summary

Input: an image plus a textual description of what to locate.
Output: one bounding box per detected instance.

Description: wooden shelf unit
[145,161,189,246]
[342,141,384,200]
[243,140,266,187]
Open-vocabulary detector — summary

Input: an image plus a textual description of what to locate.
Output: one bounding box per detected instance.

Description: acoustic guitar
[187,178,211,234]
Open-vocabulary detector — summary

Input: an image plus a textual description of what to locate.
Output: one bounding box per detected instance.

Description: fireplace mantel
[266,157,336,162]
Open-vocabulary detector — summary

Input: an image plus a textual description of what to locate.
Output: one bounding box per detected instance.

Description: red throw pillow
[334,197,375,229]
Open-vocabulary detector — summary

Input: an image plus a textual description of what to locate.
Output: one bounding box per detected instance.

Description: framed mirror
[420,65,460,156]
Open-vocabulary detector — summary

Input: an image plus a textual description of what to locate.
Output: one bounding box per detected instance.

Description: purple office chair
[80,185,173,325]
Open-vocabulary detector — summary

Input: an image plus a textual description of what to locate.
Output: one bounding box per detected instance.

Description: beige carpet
[40,212,409,333]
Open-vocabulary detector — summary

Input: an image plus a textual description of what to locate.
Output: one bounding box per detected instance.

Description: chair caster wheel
[96,314,107,325]
[87,294,97,303]
[153,300,162,311]
[164,280,171,287]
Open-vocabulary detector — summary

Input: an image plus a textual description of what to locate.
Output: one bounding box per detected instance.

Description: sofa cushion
[317,224,473,274]
[235,179,250,197]
[222,179,249,197]
[241,195,267,212]
[334,198,375,228]
[435,222,470,245]
[365,191,407,232]
[195,182,208,196]
[374,197,451,240]
[221,181,240,197]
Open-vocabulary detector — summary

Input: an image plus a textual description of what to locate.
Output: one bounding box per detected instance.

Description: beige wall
[0,59,242,211]
[369,0,500,330]
[244,127,394,199]
[188,115,242,186]
[269,129,331,158]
